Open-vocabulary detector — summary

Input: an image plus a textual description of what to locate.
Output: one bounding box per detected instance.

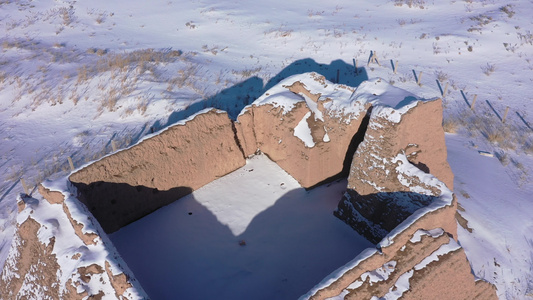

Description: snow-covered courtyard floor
[109,154,372,300]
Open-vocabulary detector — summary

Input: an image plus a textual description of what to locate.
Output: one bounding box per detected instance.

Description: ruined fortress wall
[308,196,495,300]
[69,109,246,233]
[306,95,495,299]
[236,101,368,189]
[396,98,454,191]
[0,185,145,299]
[348,99,453,197]
[62,75,495,299]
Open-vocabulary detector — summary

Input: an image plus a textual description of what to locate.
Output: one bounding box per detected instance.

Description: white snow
[6,180,147,299]
[294,112,315,148]
[446,134,533,299]
[378,270,414,300]
[363,261,397,284]
[325,261,397,300]
[414,239,461,271]
[110,154,372,300]
[349,78,436,124]
[323,128,331,143]
[410,228,445,244]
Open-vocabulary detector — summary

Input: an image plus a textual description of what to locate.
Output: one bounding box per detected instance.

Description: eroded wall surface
[69,109,246,232]
[0,185,147,299]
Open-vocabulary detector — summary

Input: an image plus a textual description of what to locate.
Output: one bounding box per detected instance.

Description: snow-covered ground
[1,0,532,298]
[447,133,533,299]
[109,154,372,300]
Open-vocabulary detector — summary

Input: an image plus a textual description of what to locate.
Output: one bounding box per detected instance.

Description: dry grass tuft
[500,5,515,18]
[442,117,458,133]
[394,0,426,9]
[481,63,496,76]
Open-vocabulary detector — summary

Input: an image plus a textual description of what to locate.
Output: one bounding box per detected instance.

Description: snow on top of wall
[299,248,379,299]
[350,78,438,124]
[393,153,449,195]
[22,179,148,299]
[374,239,460,300]
[245,74,438,128]
[68,107,222,176]
[410,228,445,244]
[378,154,453,249]
[241,72,363,119]
[374,269,414,300]
[414,239,461,271]
[325,260,397,299]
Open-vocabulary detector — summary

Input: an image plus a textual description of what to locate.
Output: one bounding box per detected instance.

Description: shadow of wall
[335,190,438,244]
[72,59,368,233]
[156,58,368,130]
[73,182,193,233]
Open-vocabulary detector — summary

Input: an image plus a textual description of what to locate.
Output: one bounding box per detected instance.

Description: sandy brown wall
[348,99,453,196]
[0,186,142,299]
[309,197,495,300]
[236,100,369,189]
[69,109,246,233]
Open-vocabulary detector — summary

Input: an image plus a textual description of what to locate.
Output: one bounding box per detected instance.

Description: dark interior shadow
[485,100,502,121]
[409,161,430,174]
[306,107,372,190]
[71,181,193,233]
[109,180,372,300]
[335,189,438,244]
[110,193,237,300]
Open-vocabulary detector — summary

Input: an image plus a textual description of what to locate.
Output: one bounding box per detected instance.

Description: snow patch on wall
[294,112,315,147]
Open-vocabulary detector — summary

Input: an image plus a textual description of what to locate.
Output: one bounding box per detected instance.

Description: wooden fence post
[68,156,75,171]
[368,51,381,66]
[20,178,29,196]
[470,94,477,110]
[417,71,423,86]
[394,60,398,74]
[443,82,449,97]
[111,140,118,152]
[502,106,510,123]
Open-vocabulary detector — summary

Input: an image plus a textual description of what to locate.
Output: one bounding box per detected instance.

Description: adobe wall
[69,109,246,233]
[0,185,146,299]
[62,74,495,299]
[348,98,453,196]
[336,98,456,243]
[307,196,496,299]
[235,82,370,189]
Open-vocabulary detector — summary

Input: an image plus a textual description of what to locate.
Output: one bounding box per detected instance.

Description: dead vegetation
[0,41,193,115]
[393,0,426,9]
[445,108,525,161]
